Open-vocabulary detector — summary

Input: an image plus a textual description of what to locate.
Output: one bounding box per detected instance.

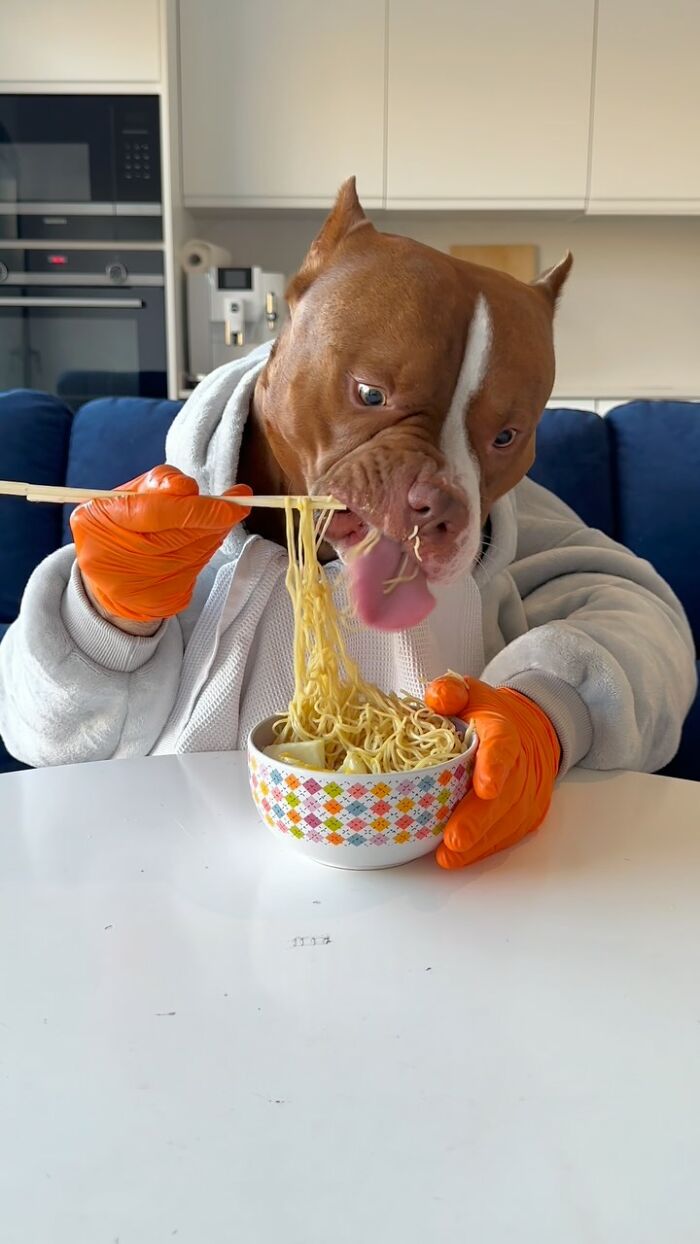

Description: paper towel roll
[180,238,232,275]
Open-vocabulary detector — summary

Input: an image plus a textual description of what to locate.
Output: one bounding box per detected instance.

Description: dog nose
[407,479,464,537]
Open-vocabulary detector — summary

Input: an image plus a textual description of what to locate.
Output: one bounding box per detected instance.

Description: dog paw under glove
[424,673,561,870]
[70,465,251,623]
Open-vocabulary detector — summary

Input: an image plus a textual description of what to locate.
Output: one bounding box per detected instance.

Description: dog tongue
[346,534,435,631]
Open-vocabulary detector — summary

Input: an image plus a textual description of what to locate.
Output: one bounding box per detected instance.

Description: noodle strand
[274,499,468,773]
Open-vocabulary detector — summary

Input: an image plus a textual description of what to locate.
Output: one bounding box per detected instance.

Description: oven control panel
[0,249,164,285]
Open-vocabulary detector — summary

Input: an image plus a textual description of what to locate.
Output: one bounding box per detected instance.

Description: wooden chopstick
[0,479,345,511]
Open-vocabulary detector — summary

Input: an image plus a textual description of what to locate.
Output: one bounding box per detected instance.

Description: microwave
[0,95,162,243]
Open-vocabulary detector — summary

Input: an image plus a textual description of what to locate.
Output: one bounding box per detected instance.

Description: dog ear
[532,251,573,310]
[287,177,369,306]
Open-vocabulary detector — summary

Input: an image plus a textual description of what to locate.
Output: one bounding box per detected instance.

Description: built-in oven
[0,95,162,242]
[0,248,166,409]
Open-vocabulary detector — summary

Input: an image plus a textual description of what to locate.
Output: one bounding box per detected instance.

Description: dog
[240,176,571,631]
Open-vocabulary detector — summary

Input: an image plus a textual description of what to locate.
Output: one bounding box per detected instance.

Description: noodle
[345,526,382,561]
[382,552,419,595]
[314,507,335,548]
[273,498,469,773]
[346,523,422,595]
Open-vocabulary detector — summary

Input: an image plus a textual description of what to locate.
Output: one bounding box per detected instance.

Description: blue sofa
[1,390,698,778]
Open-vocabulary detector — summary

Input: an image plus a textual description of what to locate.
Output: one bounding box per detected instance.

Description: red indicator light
[48,255,68,266]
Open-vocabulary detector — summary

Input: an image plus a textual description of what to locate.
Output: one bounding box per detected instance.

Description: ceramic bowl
[247,715,477,870]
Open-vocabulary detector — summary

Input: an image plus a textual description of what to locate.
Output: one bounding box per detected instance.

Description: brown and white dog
[240,178,571,631]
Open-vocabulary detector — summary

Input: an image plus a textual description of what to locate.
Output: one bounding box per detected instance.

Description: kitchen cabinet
[385,0,595,209]
[180,0,385,207]
[0,0,161,83]
[177,0,699,214]
[588,0,700,212]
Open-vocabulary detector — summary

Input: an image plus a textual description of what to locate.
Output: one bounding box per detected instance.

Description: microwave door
[0,95,112,203]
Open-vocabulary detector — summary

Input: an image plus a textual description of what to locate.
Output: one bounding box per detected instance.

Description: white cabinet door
[386,0,594,208]
[589,0,700,212]
[180,0,385,207]
[0,0,160,83]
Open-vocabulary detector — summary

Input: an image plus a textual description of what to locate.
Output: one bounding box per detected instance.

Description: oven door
[0,285,167,410]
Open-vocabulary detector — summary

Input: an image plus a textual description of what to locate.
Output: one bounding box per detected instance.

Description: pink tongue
[346,535,435,631]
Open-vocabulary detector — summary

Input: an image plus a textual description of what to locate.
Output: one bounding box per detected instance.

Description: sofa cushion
[659,661,700,781]
[0,390,73,623]
[529,408,615,536]
[607,402,700,645]
[62,397,182,542]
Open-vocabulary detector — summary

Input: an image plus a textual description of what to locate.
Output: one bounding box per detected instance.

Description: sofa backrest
[62,396,183,542]
[607,401,700,641]
[530,408,615,535]
[0,390,72,625]
[1,389,698,646]
[532,400,700,644]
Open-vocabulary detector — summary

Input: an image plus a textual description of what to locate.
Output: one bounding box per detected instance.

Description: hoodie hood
[166,341,273,495]
[165,341,274,557]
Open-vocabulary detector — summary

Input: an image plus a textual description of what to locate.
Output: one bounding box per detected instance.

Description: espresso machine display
[186,264,286,381]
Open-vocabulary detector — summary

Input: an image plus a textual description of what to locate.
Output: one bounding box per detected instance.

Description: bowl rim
[248,713,478,780]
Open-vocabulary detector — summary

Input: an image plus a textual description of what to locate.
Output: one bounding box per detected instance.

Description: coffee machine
[185,261,287,383]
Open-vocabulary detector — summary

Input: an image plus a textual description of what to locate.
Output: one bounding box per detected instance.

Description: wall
[184,210,700,401]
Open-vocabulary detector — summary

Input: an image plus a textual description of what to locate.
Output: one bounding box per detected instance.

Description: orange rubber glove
[70,465,252,623]
[425,673,561,870]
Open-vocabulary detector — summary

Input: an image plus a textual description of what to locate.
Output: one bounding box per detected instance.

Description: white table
[1,754,700,1244]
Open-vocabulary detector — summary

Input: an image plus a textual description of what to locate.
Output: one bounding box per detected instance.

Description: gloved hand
[70,465,252,624]
[425,673,561,870]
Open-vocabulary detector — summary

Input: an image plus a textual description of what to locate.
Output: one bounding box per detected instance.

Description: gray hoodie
[0,344,695,771]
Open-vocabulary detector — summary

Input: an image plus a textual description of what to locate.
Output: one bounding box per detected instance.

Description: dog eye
[357,383,386,407]
[493,428,517,448]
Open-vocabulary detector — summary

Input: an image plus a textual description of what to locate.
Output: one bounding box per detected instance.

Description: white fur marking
[438,294,492,575]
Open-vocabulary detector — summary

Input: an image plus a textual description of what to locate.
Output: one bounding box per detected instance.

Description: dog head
[252,178,571,629]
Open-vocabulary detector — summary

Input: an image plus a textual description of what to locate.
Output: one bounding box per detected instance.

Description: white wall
[185,210,700,400]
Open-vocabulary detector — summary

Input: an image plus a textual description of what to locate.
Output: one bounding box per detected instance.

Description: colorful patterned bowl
[247,716,477,870]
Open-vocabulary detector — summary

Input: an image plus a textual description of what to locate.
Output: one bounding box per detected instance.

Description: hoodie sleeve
[0,546,183,767]
[481,478,697,775]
